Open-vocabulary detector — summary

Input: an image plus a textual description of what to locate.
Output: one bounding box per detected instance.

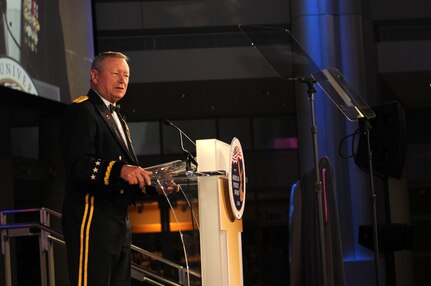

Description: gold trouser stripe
[84,196,95,286]
[78,194,89,286]
[77,194,95,286]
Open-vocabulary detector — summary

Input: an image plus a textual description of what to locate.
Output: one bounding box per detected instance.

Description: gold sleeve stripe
[78,194,90,286]
[104,161,116,186]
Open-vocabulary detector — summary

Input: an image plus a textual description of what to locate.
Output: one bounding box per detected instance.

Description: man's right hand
[120,165,152,190]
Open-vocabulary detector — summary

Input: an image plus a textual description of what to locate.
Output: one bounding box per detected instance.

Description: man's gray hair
[91,51,129,71]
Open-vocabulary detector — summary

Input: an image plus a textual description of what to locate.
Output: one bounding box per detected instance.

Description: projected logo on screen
[23,0,40,52]
[0,56,38,95]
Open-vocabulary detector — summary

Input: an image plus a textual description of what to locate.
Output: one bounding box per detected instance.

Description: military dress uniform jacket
[60,89,141,286]
[61,89,140,202]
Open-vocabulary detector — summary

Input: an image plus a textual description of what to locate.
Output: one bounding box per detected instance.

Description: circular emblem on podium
[228,137,246,220]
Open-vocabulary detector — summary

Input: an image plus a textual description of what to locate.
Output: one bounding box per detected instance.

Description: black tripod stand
[295,76,328,286]
[358,117,382,286]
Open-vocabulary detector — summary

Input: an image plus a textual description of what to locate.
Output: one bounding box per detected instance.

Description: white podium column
[196,139,244,286]
[198,176,243,286]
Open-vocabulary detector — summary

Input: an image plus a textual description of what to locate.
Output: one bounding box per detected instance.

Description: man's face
[90,57,130,103]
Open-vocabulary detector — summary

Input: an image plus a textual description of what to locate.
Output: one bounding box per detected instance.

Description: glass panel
[239,24,320,79]
[239,25,375,121]
[130,165,202,285]
[312,68,376,121]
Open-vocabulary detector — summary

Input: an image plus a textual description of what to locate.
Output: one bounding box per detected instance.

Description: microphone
[0,0,6,26]
[0,0,6,15]
[162,119,196,147]
[162,119,198,169]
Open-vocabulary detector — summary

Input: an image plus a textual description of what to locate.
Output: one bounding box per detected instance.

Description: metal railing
[131,244,201,286]
[1,208,63,286]
[0,208,200,286]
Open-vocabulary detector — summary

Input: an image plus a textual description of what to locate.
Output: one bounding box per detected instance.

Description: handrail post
[39,209,48,286]
[47,240,56,286]
[178,266,185,286]
[45,210,57,286]
[41,208,57,286]
[1,212,13,286]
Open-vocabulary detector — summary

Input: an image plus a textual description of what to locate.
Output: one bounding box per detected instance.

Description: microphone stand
[0,0,7,54]
[178,130,197,172]
[162,119,198,172]
[293,76,328,286]
[358,117,382,286]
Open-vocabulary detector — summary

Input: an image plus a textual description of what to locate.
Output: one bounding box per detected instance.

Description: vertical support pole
[39,210,48,286]
[1,213,13,286]
[305,79,327,286]
[47,241,56,286]
[43,210,56,286]
[358,118,382,286]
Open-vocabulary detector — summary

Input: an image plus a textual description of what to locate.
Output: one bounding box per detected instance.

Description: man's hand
[120,165,152,190]
[156,179,180,195]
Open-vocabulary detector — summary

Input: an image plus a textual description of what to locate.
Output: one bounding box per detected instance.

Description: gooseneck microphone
[162,119,196,146]
[162,119,198,169]
[0,0,6,16]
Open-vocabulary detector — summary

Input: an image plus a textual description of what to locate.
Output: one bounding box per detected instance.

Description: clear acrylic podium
[129,138,245,286]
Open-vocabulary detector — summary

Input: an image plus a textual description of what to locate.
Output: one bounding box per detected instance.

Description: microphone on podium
[0,0,6,15]
[162,119,198,169]
[0,0,6,22]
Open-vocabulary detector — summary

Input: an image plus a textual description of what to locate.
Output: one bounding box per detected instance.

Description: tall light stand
[295,76,328,286]
[358,117,382,286]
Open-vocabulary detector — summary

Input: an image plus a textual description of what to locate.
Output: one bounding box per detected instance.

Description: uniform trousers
[62,192,132,286]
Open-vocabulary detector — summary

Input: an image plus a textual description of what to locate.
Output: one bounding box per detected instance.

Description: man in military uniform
[60,51,152,285]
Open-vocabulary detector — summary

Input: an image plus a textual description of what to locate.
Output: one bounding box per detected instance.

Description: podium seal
[228,137,246,220]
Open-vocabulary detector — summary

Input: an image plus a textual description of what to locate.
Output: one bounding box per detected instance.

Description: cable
[338,129,360,159]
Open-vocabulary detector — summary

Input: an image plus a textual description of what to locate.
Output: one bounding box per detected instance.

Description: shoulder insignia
[73,95,89,103]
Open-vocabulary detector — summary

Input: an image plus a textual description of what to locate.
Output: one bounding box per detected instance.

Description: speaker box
[354,101,406,178]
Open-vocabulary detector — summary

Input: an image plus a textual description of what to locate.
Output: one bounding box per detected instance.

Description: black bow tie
[109,104,121,113]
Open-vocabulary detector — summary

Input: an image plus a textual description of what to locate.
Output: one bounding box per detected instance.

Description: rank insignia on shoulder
[73,95,89,103]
